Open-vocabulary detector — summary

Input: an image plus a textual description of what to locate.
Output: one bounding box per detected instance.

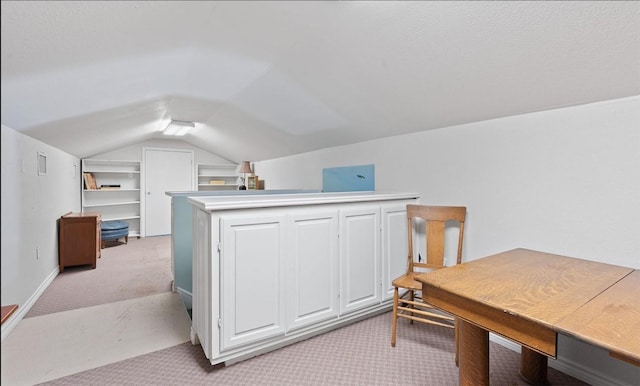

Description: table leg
[519,347,549,385]
[458,319,489,386]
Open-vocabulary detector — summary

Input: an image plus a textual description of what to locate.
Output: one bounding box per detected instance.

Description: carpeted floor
[25,236,173,317]
[3,235,589,385]
[2,292,191,385]
[39,311,587,386]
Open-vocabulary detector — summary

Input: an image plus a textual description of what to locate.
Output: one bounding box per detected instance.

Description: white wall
[93,138,236,237]
[256,96,640,385]
[1,125,81,341]
[91,138,233,166]
[0,134,233,342]
[1,97,637,381]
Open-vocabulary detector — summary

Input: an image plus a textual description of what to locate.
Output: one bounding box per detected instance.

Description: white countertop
[165,189,319,197]
[188,191,420,211]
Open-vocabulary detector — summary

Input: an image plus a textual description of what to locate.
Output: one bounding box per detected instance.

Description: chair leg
[391,287,399,347]
[455,318,460,367]
[409,290,415,325]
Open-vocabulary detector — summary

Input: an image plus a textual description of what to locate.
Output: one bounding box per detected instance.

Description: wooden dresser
[58,211,101,272]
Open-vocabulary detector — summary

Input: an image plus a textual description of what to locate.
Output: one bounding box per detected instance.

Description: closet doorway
[143,148,194,236]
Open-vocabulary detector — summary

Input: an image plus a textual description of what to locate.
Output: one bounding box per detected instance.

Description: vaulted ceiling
[2,1,639,162]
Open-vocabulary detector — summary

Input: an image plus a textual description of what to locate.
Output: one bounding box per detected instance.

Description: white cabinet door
[339,206,381,315]
[287,210,339,331]
[220,215,286,350]
[381,204,410,301]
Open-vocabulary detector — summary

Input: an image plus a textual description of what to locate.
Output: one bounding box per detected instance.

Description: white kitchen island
[188,191,419,365]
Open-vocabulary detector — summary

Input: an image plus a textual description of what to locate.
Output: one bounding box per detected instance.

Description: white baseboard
[1,266,58,342]
[176,287,192,311]
[489,334,634,386]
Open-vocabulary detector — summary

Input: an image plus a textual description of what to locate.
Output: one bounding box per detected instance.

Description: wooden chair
[391,204,467,357]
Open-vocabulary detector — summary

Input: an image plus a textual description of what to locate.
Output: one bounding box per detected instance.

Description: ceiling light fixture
[163,120,195,136]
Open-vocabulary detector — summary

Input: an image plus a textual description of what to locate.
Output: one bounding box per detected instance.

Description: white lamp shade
[239,161,252,174]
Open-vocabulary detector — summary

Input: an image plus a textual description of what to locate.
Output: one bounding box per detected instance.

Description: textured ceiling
[2,1,639,161]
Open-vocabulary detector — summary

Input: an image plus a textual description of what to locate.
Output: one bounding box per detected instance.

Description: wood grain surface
[556,269,639,366]
[416,248,638,385]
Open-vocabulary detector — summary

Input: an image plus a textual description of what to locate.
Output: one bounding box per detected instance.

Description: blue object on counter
[322,164,375,192]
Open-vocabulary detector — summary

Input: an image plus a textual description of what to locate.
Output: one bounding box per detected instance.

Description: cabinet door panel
[287,211,339,331]
[220,215,285,350]
[339,207,381,314]
[382,205,410,300]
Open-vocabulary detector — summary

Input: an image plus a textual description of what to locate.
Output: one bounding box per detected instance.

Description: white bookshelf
[196,163,239,191]
[81,159,141,237]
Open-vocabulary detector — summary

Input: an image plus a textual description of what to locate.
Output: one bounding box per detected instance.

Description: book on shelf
[209,180,226,185]
[83,173,97,190]
[99,185,121,190]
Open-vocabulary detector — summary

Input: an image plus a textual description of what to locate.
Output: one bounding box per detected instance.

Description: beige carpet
[2,234,588,385]
[1,292,191,386]
[38,311,588,386]
[26,236,173,317]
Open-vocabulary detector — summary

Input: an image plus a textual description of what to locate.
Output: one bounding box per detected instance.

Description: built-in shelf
[83,201,141,208]
[82,159,142,237]
[196,163,240,191]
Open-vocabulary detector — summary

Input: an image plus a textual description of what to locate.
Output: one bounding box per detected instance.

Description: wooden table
[556,269,640,367]
[416,248,639,385]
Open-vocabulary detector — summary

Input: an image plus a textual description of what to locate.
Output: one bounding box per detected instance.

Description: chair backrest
[406,204,466,273]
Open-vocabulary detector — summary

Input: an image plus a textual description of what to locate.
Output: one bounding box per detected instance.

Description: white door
[287,210,339,331]
[220,215,286,350]
[144,148,193,236]
[382,204,410,300]
[339,206,381,315]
